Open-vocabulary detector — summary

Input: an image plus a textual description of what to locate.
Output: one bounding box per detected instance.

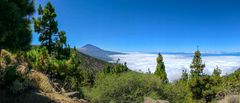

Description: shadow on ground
[0,89,55,103]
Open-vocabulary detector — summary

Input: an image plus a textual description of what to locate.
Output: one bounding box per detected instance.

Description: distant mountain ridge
[78,44,123,61]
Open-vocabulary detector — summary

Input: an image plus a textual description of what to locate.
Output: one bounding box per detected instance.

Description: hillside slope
[0,71,85,103]
[77,51,109,72]
[0,49,109,103]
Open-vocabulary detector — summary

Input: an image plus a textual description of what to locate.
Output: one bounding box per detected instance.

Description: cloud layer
[110,52,240,81]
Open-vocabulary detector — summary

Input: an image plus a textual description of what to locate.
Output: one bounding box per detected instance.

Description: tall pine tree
[154,53,168,83]
[33,2,58,54]
[189,50,206,99]
[0,0,34,51]
[33,2,69,57]
[190,50,205,77]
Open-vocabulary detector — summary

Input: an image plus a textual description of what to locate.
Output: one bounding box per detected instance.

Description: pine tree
[211,66,222,88]
[202,66,222,102]
[55,31,69,59]
[0,0,34,51]
[181,69,188,81]
[212,66,221,77]
[190,50,205,77]
[33,2,59,54]
[33,2,70,58]
[147,68,151,74]
[103,64,111,74]
[189,50,206,99]
[154,53,168,83]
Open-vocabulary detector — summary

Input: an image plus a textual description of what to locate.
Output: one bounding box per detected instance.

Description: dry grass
[27,71,54,93]
[218,95,240,103]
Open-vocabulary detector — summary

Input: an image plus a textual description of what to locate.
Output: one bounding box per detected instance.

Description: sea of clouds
[109,52,240,81]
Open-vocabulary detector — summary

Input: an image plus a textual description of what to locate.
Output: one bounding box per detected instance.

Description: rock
[80,99,88,103]
[64,91,80,98]
[61,88,66,93]
[144,97,169,103]
[72,97,78,101]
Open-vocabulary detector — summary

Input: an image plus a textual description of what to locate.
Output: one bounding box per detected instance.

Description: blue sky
[32,0,240,52]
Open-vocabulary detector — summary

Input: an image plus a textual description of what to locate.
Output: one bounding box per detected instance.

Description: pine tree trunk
[48,35,52,54]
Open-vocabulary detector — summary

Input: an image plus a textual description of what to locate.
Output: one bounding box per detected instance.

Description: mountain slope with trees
[0,1,240,103]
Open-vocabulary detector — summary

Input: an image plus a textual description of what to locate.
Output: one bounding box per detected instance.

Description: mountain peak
[83,44,97,48]
[81,44,102,51]
[78,44,123,61]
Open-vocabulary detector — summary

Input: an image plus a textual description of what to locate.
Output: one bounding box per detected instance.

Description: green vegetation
[154,53,168,83]
[85,72,163,103]
[189,50,206,100]
[0,0,34,51]
[103,61,129,74]
[0,1,240,103]
[33,2,70,58]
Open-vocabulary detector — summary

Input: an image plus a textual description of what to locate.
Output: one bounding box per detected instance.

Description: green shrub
[25,47,50,72]
[4,66,18,86]
[9,78,31,94]
[25,47,95,92]
[222,69,240,94]
[103,62,129,74]
[162,80,194,103]
[87,72,164,103]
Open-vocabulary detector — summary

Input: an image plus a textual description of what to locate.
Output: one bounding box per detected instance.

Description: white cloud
[110,52,240,81]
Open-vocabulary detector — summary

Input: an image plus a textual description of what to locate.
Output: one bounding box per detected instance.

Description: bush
[25,47,95,92]
[86,72,164,103]
[222,69,240,94]
[25,47,50,72]
[9,79,31,94]
[0,49,31,94]
[162,80,194,103]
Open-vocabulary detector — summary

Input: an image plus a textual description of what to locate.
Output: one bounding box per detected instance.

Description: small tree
[181,69,188,81]
[202,67,222,102]
[154,53,168,83]
[212,66,221,77]
[54,31,70,59]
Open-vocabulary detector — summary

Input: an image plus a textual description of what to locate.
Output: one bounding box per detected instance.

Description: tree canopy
[33,2,69,58]
[0,0,35,51]
[154,53,168,83]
